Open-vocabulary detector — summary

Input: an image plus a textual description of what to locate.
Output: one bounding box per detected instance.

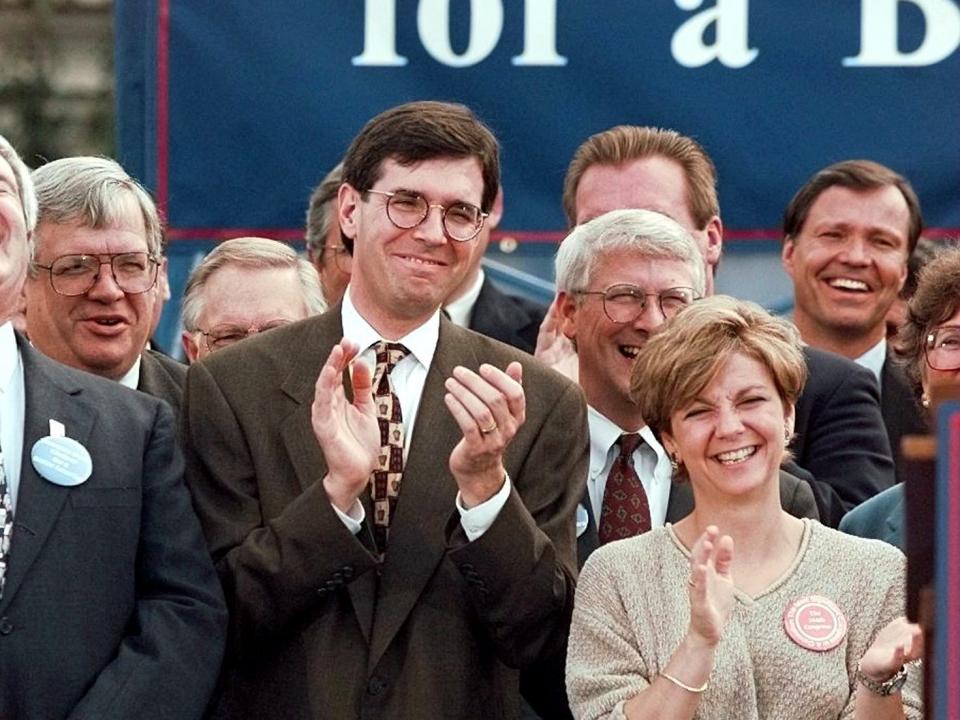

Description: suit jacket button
[367,676,387,696]
[0,617,13,635]
[316,587,328,597]
[341,565,354,579]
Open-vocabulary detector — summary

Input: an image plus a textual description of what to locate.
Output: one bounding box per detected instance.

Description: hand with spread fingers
[686,525,736,647]
[859,615,923,682]
[534,296,578,381]
[444,361,526,507]
[311,338,381,511]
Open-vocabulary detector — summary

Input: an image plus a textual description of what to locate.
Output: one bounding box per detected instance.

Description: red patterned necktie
[370,341,409,554]
[598,433,651,544]
[0,447,12,597]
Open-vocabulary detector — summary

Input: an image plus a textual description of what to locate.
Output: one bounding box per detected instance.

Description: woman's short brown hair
[899,246,960,396]
[631,296,807,440]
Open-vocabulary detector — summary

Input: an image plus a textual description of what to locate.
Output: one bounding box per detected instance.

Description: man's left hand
[444,361,525,507]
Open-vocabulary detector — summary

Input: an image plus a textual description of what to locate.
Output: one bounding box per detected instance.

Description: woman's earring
[670,454,679,473]
[784,426,792,443]
[921,393,931,409]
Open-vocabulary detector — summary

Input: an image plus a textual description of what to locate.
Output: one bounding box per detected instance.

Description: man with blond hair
[181,236,325,362]
[550,125,895,525]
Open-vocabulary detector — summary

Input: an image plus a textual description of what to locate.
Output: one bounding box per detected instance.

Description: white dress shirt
[117,354,142,390]
[333,289,510,541]
[443,269,485,328]
[0,322,26,511]
[586,406,672,529]
[854,338,886,389]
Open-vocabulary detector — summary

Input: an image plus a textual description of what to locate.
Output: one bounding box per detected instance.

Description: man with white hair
[555,209,816,562]
[0,136,225,718]
[23,156,187,415]
[181,236,325,362]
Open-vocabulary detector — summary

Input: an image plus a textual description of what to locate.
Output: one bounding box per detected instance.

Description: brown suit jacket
[138,348,187,420]
[183,310,589,719]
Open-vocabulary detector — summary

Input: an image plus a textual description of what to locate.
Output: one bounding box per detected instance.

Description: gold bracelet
[661,672,709,694]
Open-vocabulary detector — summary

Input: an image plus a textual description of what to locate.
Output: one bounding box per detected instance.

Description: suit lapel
[367,319,467,671]
[1,342,96,611]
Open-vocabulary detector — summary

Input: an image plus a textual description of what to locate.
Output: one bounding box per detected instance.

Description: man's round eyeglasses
[925,326,960,371]
[366,189,487,242]
[200,320,293,351]
[32,252,160,297]
[576,285,699,324]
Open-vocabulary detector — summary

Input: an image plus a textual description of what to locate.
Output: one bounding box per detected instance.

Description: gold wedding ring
[479,424,498,435]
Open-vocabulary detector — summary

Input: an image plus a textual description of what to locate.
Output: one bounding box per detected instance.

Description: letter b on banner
[844,0,960,66]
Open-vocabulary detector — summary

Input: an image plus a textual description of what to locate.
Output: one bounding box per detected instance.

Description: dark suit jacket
[880,354,929,479]
[138,348,187,419]
[183,311,589,720]
[838,484,904,551]
[468,277,547,354]
[789,346,896,527]
[0,338,226,720]
[576,471,819,568]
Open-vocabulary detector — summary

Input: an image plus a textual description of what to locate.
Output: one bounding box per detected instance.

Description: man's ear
[181,332,200,364]
[781,236,797,279]
[338,183,361,241]
[557,291,579,341]
[703,215,723,268]
[487,188,504,230]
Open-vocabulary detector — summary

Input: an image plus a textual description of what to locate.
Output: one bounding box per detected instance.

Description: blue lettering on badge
[30,436,93,487]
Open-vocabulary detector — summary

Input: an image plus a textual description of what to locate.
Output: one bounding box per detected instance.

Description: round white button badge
[30,436,93,487]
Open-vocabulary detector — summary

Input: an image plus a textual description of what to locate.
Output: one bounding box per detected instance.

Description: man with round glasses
[23,156,187,416]
[183,101,587,719]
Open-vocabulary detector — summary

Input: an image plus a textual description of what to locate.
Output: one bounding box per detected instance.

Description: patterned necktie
[598,433,651,544]
[370,341,409,554]
[0,446,12,597]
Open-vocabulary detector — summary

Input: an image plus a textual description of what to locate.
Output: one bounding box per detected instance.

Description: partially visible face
[662,352,794,502]
[0,155,30,323]
[339,156,483,329]
[921,305,960,397]
[314,206,352,306]
[559,249,699,426]
[782,185,910,344]
[25,205,158,380]
[182,264,310,362]
[574,156,722,281]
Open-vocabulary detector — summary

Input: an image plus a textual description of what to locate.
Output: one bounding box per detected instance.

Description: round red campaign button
[783,595,848,652]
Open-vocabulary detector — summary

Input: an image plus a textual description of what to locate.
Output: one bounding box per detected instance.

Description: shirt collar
[443,269,485,328]
[117,354,142,390]
[0,322,19,394]
[341,285,440,369]
[587,405,668,476]
[855,338,887,385]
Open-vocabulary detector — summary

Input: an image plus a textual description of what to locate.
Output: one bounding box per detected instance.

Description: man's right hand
[311,338,380,511]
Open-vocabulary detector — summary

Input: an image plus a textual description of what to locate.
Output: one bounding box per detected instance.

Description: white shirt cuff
[456,474,511,542]
[332,498,365,535]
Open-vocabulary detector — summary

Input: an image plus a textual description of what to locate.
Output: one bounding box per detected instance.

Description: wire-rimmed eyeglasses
[366,189,487,242]
[32,252,160,296]
[575,284,699,324]
[925,325,960,371]
[200,320,293,351]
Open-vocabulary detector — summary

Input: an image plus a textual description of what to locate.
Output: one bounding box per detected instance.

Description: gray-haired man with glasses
[23,156,187,417]
[555,209,817,562]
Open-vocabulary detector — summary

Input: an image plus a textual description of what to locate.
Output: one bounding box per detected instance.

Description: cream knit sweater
[566,519,922,720]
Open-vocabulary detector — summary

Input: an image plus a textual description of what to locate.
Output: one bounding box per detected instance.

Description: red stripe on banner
[949,414,960,718]
[162,226,960,244]
[156,0,170,213]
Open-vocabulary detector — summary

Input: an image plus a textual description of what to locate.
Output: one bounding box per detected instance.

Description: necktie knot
[617,433,642,461]
[374,341,409,373]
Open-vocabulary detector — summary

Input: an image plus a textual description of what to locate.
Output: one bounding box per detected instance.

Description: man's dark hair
[783,159,923,256]
[342,101,500,212]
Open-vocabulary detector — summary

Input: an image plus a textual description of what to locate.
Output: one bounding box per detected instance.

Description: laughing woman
[565,296,922,720]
